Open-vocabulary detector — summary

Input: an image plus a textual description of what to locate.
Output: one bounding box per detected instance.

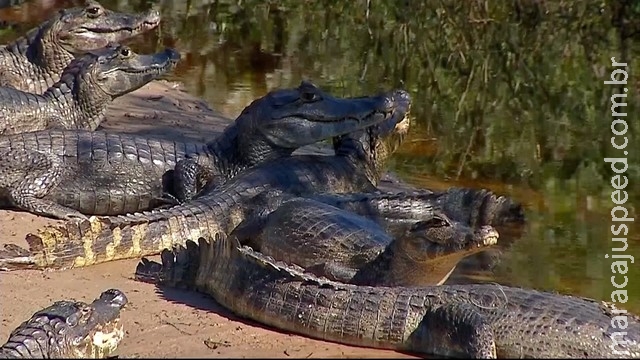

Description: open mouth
[478,226,499,246]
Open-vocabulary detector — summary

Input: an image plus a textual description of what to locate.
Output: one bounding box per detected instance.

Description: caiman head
[77,43,180,98]
[2,289,127,358]
[43,0,160,55]
[232,81,411,165]
[385,214,499,287]
[333,89,412,185]
[47,43,179,129]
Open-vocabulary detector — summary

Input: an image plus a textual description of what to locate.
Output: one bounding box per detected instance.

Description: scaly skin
[233,196,499,286]
[0,90,412,270]
[0,82,404,220]
[308,187,526,237]
[0,44,179,135]
[0,0,24,9]
[0,0,160,94]
[136,234,640,359]
[0,289,127,359]
[172,81,404,202]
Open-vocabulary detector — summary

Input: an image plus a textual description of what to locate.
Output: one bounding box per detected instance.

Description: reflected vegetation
[1,0,639,310]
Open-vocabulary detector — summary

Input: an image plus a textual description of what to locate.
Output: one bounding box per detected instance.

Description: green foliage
[125,0,639,196]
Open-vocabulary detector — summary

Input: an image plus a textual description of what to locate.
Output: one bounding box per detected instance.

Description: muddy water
[1,0,639,313]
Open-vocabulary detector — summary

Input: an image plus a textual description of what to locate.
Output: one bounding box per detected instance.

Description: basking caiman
[0,0,160,94]
[298,187,525,237]
[0,94,412,270]
[137,233,640,359]
[232,194,499,286]
[0,43,179,134]
[0,81,401,220]
[0,289,127,359]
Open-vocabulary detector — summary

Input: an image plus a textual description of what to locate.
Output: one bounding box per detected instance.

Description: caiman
[0,289,127,359]
[0,0,160,94]
[0,43,179,135]
[136,233,640,359]
[0,81,401,220]
[0,93,412,270]
[231,194,500,286]
[295,187,525,237]
[1,92,522,272]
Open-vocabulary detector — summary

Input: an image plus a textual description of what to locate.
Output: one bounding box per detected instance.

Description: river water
[1,0,639,311]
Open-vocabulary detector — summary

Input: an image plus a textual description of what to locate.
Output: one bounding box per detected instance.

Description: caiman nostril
[146,9,161,24]
[392,90,411,109]
[166,48,181,61]
[379,95,396,112]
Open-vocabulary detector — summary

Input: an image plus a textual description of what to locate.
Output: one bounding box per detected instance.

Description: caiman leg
[172,154,220,203]
[0,149,87,220]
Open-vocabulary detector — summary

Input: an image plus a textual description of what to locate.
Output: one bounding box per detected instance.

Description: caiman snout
[144,9,162,26]
[163,48,182,62]
[98,288,129,308]
[0,289,128,358]
[393,89,412,111]
[378,89,411,115]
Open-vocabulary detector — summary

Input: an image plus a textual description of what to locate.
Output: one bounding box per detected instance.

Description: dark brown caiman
[0,94,412,270]
[231,194,499,286]
[0,289,127,359]
[136,233,640,359]
[0,0,160,94]
[0,81,402,220]
[0,43,179,134]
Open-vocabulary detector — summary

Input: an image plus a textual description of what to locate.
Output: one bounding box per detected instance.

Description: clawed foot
[134,257,163,283]
[0,244,36,271]
[157,192,183,207]
[62,212,90,222]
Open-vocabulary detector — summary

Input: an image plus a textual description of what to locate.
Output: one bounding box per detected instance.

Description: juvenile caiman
[0,43,179,134]
[1,94,412,270]
[0,0,160,94]
[0,81,400,220]
[136,233,640,359]
[0,289,127,359]
[232,194,499,286]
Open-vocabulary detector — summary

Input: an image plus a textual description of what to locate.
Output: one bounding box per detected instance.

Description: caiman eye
[412,216,451,232]
[85,5,102,17]
[300,90,320,102]
[119,47,131,57]
[425,216,450,228]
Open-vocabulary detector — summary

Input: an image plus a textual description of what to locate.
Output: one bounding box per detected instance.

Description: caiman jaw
[82,9,161,36]
[0,289,128,358]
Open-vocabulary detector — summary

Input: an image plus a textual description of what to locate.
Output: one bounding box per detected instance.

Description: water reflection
[1,0,638,311]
